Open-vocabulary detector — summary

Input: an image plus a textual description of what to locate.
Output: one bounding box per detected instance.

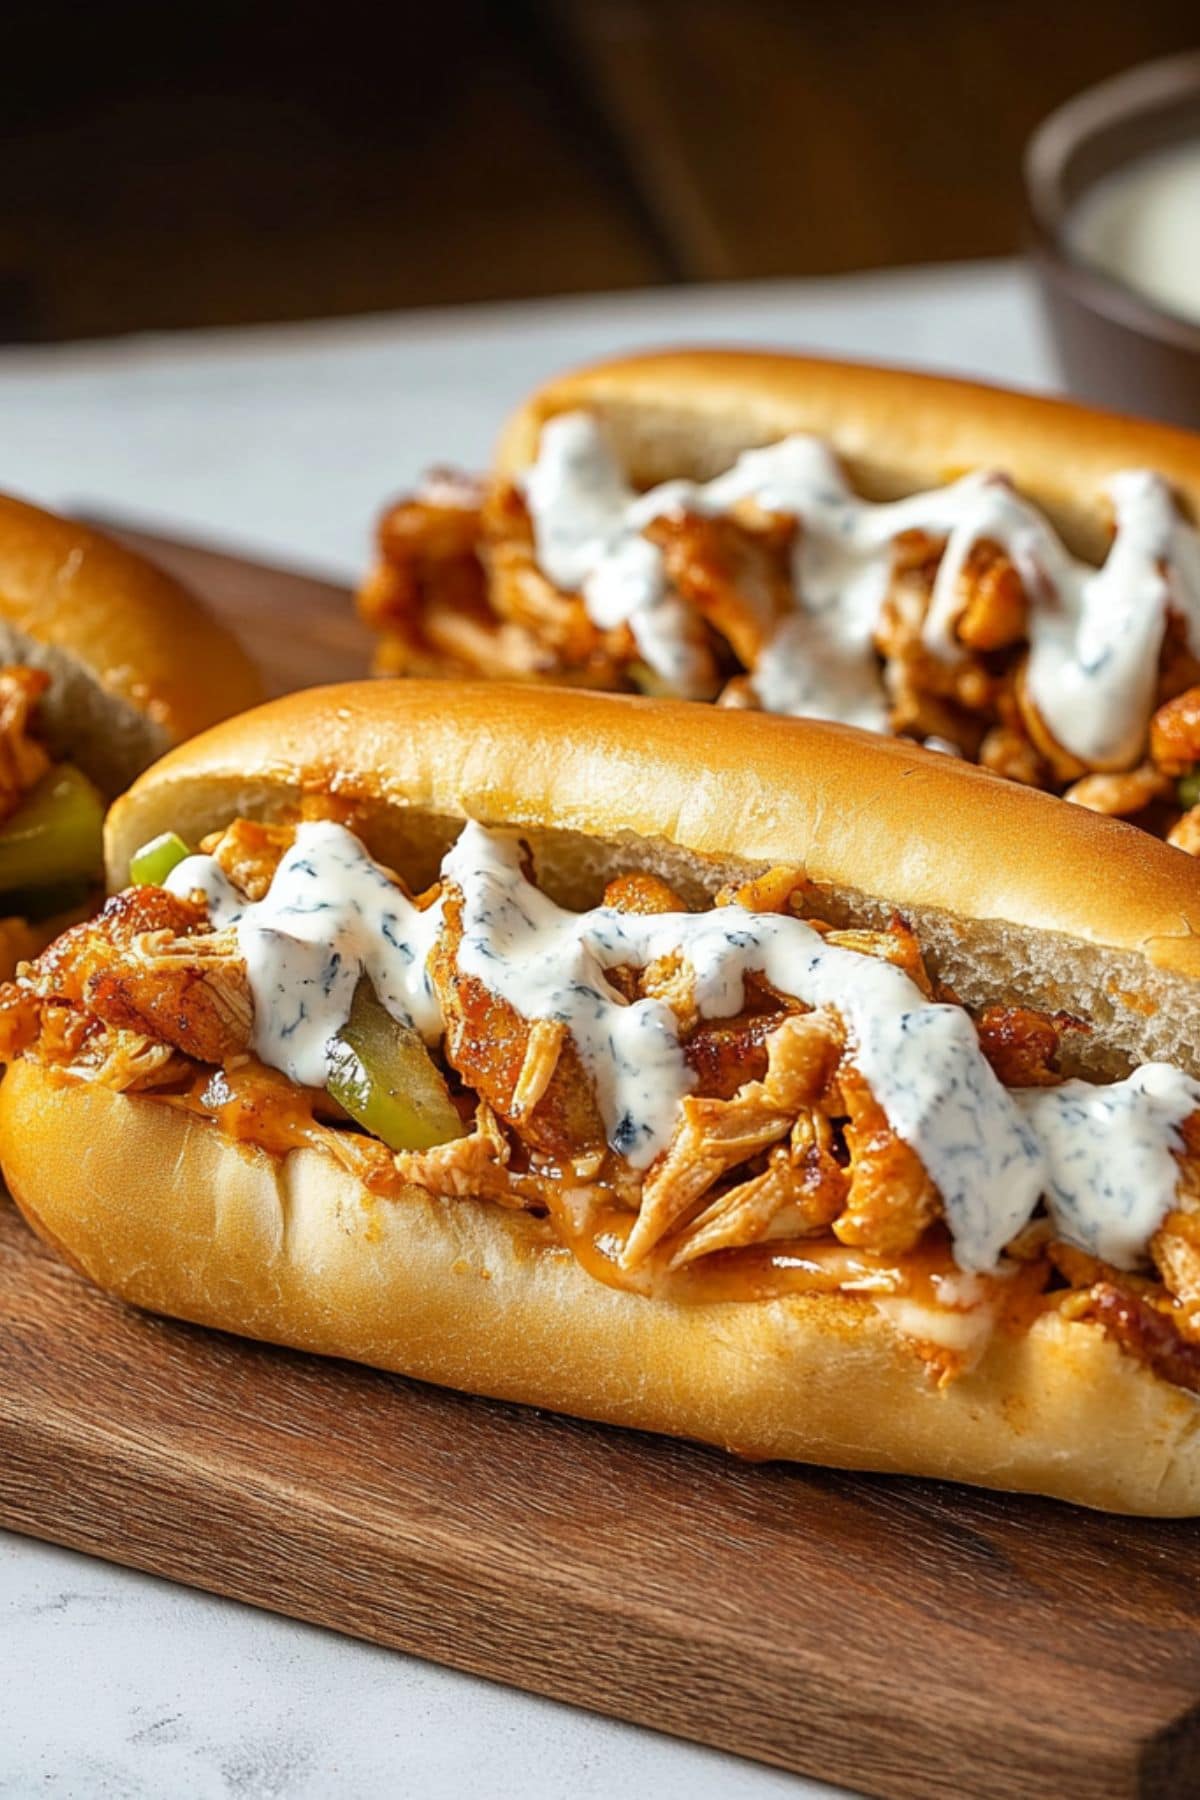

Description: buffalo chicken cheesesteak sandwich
[0,493,261,975]
[5,683,1200,1513]
[361,350,1200,850]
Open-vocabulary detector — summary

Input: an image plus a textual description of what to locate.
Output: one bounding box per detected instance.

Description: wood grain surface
[3,531,1200,1798]
[87,520,366,696]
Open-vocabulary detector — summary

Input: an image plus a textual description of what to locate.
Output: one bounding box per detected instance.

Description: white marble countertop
[0,260,1053,1799]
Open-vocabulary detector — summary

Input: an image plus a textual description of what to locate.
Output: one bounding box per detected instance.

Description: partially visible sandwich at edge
[359,347,1200,852]
[0,492,262,974]
[4,682,1200,1512]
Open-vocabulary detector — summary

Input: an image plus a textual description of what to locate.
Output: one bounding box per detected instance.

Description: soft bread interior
[0,491,262,795]
[0,620,168,797]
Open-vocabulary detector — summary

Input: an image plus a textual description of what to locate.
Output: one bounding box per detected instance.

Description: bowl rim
[1024,49,1200,354]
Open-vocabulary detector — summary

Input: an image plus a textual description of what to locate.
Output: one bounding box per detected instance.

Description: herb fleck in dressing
[523,413,1200,767]
[169,823,444,1088]
[169,818,1200,1276]
[1015,1066,1198,1268]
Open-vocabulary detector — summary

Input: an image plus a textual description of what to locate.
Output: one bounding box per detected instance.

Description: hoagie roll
[360,348,1200,849]
[5,681,1200,1512]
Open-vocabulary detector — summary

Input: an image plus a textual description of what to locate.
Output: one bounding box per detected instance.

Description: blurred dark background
[2,0,1195,342]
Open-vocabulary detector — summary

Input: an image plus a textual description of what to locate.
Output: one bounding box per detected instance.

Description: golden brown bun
[493,348,1200,560]
[10,679,1200,1514]
[0,492,263,794]
[5,1060,1199,1515]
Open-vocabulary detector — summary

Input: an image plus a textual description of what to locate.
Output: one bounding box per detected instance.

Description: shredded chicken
[485,484,616,668]
[5,886,249,1067]
[195,1060,396,1186]
[1080,1283,1200,1395]
[644,508,793,669]
[360,474,488,644]
[81,1026,188,1093]
[1169,807,1200,855]
[683,1004,792,1100]
[668,1106,847,1267]
[199,819,296,901]
[510,1018,567,1119]
[1063,764,1170,817]
[951,542,1028,651]
[85,931,252,1067]
[18,887,209,1008]
[1042,1122,1200,1387]
[391,1100,536,1208]
[977,723,1047,788]
[974,1005,1069,1089]
[429,888,605,1158]
[715,865,807,915]
[821,916,933,996]
[0,665,52,824]
[357,476,1200,852]
[1150,685,1200,776]
[833,1065,940,1256]
[1148,1117,1200,1324]
[623,1010,844,1268]
[603,870,689,915]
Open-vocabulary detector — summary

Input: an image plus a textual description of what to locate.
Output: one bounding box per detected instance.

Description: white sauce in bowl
[1068,140,1200,328]
[168,818,1200,1277]
[523,414,1200,768]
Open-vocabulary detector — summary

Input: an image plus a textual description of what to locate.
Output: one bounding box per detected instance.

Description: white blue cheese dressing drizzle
[168,822,444,1087]
[168,818,1200,1276]
[1015,1066,1199,1269]
[523,413,1200,768]
[443,824,1044,1268]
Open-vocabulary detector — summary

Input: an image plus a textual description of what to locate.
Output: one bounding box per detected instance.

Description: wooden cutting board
[84,518,371,695]
[3,532,1200,1800]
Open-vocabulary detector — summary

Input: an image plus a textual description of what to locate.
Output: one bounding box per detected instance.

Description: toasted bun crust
[493,348,1200,560]
[11,679,1200,1513]
[0,493,263,794]
[5,1060,1199,1514]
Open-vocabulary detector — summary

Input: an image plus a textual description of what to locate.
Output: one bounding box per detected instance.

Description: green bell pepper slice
[130,830,192,887]
[328,983,465,1152]
[1178,772,1200,811]
[0,764,104,896]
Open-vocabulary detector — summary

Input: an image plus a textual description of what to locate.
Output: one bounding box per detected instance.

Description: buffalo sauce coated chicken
[0,666,53,817]
[358,464,1200,849]
[5,810,1200,1396]
[361,474,638,689]
[0,666,106,975]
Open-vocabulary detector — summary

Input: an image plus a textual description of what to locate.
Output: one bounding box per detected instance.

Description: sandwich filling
[360,419,1200,848]
[0,664,104,972]
[4,806,1200,1392]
